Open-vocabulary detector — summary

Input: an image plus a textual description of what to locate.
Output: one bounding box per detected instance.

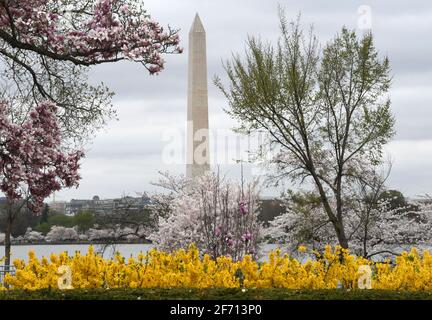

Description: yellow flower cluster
[2,245,432,291]
[373,248,432,291]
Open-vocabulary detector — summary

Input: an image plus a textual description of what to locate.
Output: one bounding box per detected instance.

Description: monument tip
[190,13,205,34]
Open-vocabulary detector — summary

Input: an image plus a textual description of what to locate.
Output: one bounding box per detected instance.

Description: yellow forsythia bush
[3,245,432,291]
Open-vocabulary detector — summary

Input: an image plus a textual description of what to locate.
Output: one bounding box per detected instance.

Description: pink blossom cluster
[241,231,252,242]
[0,0,182,74]
[0,100,84,213]
[239,201,248,215]
[215,225,252,244]
[224,232,234,247]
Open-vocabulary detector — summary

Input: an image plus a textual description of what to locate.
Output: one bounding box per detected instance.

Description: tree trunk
[363,225,368,258]
[333,220,349,249]
[311,173,349,249]
[3,215,12,289]
[334,206,349,249]
[5,220,11,268]
[334,175,349,249]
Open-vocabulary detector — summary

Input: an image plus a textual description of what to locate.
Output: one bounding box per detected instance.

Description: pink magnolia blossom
[0,100,84,213]
[241,232,252,242]
[0,0,182,74]
[239,201,248,215]
[214,225,222,237]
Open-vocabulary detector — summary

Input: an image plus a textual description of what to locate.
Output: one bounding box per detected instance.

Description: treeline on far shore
[0,239,152,246]
[0,204,157,245]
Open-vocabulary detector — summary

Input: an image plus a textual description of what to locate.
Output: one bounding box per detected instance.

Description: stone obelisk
[186,13,210,178]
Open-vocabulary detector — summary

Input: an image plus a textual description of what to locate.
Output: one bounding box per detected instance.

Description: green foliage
[0,289,432,300]
[33,211,95,235]
[0,206,40,236]
[73,211,95,233]
[378,190,407,210]
[377,189,419,215]
[33,222,51,236]
[284,190,322,214]
[41,204,49,224]
[48,214,75,228]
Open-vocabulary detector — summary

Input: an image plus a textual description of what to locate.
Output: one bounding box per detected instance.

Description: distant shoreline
[1,240,153,246]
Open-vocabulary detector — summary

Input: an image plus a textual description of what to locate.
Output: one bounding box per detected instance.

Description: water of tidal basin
[8,243,280,262]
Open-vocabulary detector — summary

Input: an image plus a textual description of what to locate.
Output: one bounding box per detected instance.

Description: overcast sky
[55,0,432,201]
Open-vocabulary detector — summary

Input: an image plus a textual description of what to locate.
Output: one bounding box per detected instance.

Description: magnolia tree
[0,100,83,267]
[0,0,181,266]
[149,172,263,261]
[0,0,181,142]
[0,0,180,70]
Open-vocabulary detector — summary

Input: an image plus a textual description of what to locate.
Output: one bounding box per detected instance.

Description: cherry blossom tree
[45,226,78,242]
[149,172,263,261]
[265,193,432,260]
[0,0,182,142]
[23,227,44,242]
[0,100,83,268]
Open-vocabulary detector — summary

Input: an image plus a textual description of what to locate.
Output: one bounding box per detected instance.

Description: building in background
[51,195,152,216]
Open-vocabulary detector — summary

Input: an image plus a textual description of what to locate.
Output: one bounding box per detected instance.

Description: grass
[1,288,432,300]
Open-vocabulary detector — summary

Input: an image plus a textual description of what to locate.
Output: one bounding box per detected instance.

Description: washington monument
[186,13,210,178]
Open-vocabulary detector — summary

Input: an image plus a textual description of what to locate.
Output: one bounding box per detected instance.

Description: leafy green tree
[41,204,49,224]
[33,222,51,236]
[215,10,394,248]
[0,204,39,237]
[48,214,75,228]
[73,211,95,233]
[378,190,407,210]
